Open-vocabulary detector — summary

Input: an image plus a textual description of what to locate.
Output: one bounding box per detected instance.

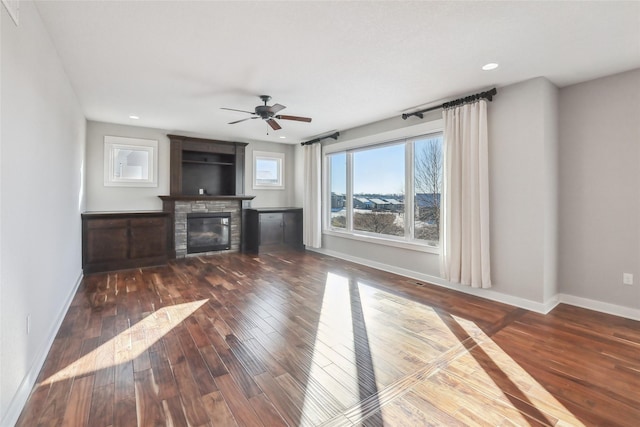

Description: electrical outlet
[623,273,633,286]
[27,314,31,335]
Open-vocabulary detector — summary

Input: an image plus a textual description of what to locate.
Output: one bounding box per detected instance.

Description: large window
[326,132,443,249]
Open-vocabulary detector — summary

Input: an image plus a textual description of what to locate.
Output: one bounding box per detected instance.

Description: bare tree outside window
[414,137,443,245]
[353,212,404,236]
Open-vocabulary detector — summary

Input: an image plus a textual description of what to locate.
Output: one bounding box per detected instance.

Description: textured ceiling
[35,1,640,144]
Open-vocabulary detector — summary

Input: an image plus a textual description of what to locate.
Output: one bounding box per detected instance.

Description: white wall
[1,2,86,424]
[86,121,299,211]
[319,78,561,310]
[489,77,559,304]
[86,121,170,211]
[559,69,640,309]
[244,141,298,208]
[542,80,560,303]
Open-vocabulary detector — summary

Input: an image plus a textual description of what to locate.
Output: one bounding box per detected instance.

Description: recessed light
[279,136,286,139]
[482,63,499,71]
[129,115,140,120]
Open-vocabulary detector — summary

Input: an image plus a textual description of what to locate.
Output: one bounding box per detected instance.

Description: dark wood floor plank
[14,384,50,427]
[87,384,114,427]
[248,393,288,427]
[113,361,137,427]
[175,323,218,396]
[161,395,189,427]
[171,361,209,426]
[35,378,73,426]
[199,344,230,378]
[134,369,165,427]
[61,375,95,427]
[214,374,263,427]
[148,347,179,400]
[16,250,640,427]
[216,342,263,399]
[201,391,239,427]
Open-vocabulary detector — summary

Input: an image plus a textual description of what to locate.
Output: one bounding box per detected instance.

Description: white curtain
[303,143,322,248]
[440,100,491,288]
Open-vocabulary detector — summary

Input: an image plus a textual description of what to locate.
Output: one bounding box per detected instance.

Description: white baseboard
[557,293,640,321]
[308,247,557,314]
[1,272,84,427]
[308,248,640,321]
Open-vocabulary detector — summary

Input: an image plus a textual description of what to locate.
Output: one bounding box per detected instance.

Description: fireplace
[187,213,231,254]
[160,195,254,258]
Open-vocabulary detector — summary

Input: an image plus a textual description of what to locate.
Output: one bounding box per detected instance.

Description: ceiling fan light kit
[222,95,312,131]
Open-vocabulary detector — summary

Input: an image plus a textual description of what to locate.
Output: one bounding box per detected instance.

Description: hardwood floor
[16,250,640,426]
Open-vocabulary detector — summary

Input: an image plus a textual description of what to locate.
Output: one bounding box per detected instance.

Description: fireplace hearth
[187,213,230,254]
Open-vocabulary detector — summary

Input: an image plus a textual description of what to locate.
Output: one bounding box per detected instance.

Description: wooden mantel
[159,195,255,202]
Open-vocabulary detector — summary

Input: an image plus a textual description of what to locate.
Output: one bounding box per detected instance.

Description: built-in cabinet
[168,134,247,196]
[243,208,303,253]
[82,212,169,274]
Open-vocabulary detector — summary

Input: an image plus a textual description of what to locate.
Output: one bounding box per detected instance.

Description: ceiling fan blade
[266,119,282,131]
[275,114,312,123]
[268,103,286,114]
[228,117,258,124]
[221,107,256,114]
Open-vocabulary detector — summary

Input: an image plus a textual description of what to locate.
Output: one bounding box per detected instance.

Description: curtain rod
[401,87,497,120]
[300,131,340,146]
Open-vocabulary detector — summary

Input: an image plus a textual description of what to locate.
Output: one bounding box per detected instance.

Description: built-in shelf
[182,160,234,166]
[168,134,247,196]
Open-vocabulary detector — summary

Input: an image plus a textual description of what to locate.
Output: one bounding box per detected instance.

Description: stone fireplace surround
[160,195,255,258]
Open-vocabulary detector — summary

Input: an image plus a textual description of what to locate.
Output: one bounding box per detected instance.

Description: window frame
[252,151,285,190]
[323,122,443,254]
[103,135,158,187]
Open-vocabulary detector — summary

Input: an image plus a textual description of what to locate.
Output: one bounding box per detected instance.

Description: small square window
[253,151,284,190]
[104,136,158,187]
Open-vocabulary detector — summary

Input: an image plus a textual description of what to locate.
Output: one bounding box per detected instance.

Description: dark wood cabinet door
[129,218,167,259]
[86,227,128,264]
[283,212,302,247]
[259,213,284,246]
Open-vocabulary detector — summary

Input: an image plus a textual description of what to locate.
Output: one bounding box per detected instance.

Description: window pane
[329,153,346,229]
[414,135,443,246]
[353,144,405,236]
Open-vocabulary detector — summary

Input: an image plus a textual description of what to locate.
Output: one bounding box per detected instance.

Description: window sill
[322,228,440,254]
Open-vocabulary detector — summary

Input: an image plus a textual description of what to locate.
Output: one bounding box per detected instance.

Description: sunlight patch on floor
[42,299,208,385]
[300,272,359,425]
[312,278,584,426]
[448,317,586,426]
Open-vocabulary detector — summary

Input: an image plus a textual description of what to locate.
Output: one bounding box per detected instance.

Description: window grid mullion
[346,151,353,232]
[405,140,414,241]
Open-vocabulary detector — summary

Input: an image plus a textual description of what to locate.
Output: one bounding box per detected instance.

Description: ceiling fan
[221,95,312,131]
